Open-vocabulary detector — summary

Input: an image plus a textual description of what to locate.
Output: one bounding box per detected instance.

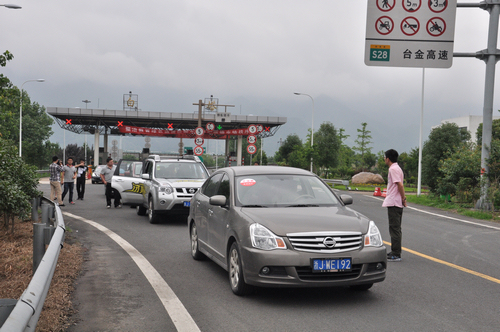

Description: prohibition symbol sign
[194,146,204,156]
[195,127,204,136]
[401,17,420,36]
[194,137,204,146]
[206,122,215,132]
[247,144,257,155]
[427,17,446,36]
[376,16,394,35]
[248,124,258,135]
[247,135,257,144]
[256,124,263,133]
[403,0,421,12]
[377,0,395,12]
[428,0,447,13]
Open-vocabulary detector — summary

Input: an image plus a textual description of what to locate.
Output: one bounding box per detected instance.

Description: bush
[0,138,41,233]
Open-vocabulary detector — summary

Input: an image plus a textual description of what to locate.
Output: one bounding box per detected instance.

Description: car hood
[240,206,370,235]
[158,179,205,187]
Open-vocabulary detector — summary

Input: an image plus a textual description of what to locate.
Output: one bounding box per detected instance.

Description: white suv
[112,155,209,223]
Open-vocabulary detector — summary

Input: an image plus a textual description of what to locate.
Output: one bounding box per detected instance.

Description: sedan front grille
[287,231,363,253]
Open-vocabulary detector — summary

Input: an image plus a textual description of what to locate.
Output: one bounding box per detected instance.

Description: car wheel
[136,205,147,216]
[92,180,95,184]
[190,222,205,260]
[148,198,159,224]
[350,283,373,291]
[228,242,252,296]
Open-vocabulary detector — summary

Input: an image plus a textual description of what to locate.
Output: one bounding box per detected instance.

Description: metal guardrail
[0,198,65,332]
[322,179,350,190]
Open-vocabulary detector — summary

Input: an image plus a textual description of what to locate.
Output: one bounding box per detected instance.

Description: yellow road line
[384,241,500,285]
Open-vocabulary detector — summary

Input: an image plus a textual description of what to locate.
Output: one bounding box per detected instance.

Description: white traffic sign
[194,146,204,156]
[195,127,204,136]
[256,124,263,133]
[194,137,204,146]
[247,144,257,155]
[247,135,257,144]
[248,124,257,135]
[206,122,215,132]
[365,0,457,68]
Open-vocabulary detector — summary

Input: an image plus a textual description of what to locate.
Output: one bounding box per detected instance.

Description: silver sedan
[187,166,387,295]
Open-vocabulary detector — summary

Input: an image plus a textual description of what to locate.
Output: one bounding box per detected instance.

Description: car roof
[219,166,314,177]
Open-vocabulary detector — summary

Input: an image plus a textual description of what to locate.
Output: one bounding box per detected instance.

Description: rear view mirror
[340,195,353,205]
[210,195,227,206]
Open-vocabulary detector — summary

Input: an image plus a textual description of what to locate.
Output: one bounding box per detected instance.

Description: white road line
[371,196,500,231]
[63,212,200,332]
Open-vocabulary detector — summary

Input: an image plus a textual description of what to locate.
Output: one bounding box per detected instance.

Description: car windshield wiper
[241,205,268,208]
[286,204,320,207]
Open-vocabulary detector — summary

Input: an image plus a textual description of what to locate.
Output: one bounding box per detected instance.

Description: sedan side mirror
[142,173,150,180]
[340,194,353,205]
[210,195,227,207]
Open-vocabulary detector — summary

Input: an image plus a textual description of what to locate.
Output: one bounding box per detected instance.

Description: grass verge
[1,216,84,331]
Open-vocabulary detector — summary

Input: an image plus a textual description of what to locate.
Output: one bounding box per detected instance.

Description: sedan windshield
[154,162,208,180]
[235,174,341,207]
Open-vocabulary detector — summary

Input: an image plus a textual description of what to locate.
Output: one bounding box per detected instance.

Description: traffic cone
[382,188,387,197]
[373,187,382,196]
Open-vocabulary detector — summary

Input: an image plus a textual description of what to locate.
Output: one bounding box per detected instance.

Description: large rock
[351,172,385,185]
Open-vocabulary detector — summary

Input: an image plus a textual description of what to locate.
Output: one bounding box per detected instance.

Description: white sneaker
[106,205,111,209]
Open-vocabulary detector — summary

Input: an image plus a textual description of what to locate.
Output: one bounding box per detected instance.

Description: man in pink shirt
[382,149,407,261]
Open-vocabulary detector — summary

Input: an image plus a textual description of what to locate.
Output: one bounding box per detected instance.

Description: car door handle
[115,179,123,182]
[196,201,201,207]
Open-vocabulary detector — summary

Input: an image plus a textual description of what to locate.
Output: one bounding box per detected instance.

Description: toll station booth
[47,106,286,166]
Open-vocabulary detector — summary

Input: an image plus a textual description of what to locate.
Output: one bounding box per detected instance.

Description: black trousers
[387,206,404,256]
[76,176,86,199]
[105,183,121,207]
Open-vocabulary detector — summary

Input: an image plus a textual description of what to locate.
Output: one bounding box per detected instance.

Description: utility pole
[454,1,500,210]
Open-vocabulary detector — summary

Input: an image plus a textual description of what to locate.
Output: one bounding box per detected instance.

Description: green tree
[0,74,55,168]
[0,137,41,233]
[353,122,373,157]
[274,134,304,166]
[314,122,341,176]
[475,118,500,144]
[437,142,481,202]
[422,122,470,192]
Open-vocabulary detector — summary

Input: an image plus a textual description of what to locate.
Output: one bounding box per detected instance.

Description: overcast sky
[1,0,497,157]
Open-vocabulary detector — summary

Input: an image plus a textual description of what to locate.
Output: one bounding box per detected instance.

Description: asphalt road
[38,180,500,332]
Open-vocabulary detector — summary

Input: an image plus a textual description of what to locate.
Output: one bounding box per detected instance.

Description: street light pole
[294,92,315,172]
[19,79,44,157]
[0,4,22,9]
[82,100,91,164]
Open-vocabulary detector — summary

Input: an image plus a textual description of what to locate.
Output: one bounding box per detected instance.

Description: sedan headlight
[364,220,383,247]
[250,223,287,250]
[159,183,174,195]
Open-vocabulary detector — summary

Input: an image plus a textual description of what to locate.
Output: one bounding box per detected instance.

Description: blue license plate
[312,258,351,272]
[183,201,190,207]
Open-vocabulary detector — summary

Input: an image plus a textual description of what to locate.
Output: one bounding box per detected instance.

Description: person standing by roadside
[100,157,121,208]
[49,156,64,206]
[61,157,77,205]
[76,158,87,200]
[383,149,407,262]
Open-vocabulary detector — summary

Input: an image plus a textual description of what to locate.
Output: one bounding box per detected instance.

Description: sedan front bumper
[239,245,386,288]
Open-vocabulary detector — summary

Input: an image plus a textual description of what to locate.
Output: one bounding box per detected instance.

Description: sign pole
[417,68,425,196]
